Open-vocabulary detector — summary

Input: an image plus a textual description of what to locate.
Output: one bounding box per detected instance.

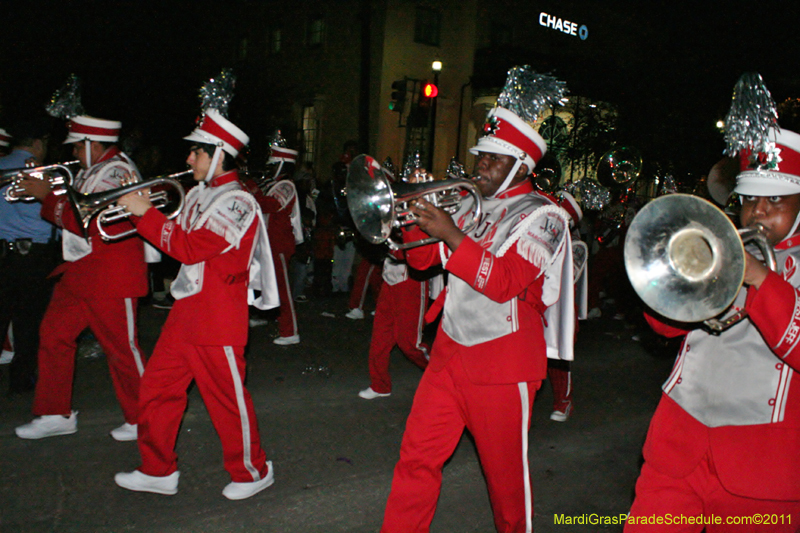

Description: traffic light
[389,79,407,113]
[422,82,438,99]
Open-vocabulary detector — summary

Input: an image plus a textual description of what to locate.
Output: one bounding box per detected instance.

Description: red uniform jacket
[643,270,800,500]
[245,179,296,257]
[40,149,147,299]
[403,183,548,385]
[135,171,258,346]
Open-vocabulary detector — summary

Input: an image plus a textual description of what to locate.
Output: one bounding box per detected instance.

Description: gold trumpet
[624,193,776,333]
[68,170,189,241]
[2,160,79,202]
[345,154,482,250]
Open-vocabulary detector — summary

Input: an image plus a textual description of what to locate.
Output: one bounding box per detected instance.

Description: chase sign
[539,12,589,40]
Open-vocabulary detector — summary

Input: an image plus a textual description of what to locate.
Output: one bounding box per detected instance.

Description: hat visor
[734,172,800,197]
[469,139,518,158]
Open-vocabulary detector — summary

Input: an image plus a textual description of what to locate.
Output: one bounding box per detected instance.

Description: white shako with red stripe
[63,115,123,169]
[184,108,249,182]
[469,106,547,198]
[0,128,11,148]
[735,127,800,246]
[735,127,800,196]
[267,144,298,180]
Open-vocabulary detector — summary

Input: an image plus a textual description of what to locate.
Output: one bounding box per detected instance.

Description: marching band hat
[268,145,298,164]
[183,108,249,157]
[469,107,548,175]
[63,115,122,144]
[734,127,800,196]
[0,128,11,147]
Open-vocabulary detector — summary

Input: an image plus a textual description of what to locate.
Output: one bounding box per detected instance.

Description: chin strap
[490,158,525,199]
[205,144,224,184]
[84,140,91,168]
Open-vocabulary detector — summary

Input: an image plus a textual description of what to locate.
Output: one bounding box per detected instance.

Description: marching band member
[626,75,800,531]
[380,67,572,532]
[114,107,280,500]
[357,247,430,399]
[15,114,148,442]
[542,190,587,422]
[0,117,58,396]
[246,137,303,345]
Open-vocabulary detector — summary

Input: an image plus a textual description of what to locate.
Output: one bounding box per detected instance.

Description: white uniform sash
[62,153,141,262]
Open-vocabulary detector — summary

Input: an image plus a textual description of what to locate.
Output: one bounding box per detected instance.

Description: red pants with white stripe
[32,283,145,423]
[547,360,572,414]
[368,278,428,394]
[626,455,800,532]
[274,252,298,338]
[348,259,382,311]
[136,328,269,482]
[381,351,542,533]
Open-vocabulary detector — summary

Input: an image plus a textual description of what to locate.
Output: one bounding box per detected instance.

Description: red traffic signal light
[422,82,438,98]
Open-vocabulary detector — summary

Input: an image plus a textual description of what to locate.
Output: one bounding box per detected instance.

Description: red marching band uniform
[115,108,280,500]
[16,115,148,441]
[246,143,303,345]
[381,71,574,532]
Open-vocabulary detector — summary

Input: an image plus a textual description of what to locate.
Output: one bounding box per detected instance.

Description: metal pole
[427,70,439,171]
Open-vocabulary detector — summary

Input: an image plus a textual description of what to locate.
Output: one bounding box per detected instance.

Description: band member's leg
[191,344,269,482]
[32,282,90,416]
[381,362,465,533]
[274,252,298,338]
[394,279,429,369]
[137,331,193,477]
[368,284,398,394]
[466,379,541,533]
[88,297,145,424]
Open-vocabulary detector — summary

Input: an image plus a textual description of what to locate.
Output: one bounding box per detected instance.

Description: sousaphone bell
[624,193,776,332]
[346,154,482,250]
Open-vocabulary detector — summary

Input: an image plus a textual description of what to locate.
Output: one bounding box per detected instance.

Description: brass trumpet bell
[345,154,482,250]
[624,194,750,324]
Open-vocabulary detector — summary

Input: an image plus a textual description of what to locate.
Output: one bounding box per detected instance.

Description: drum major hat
[469,107,547,175]
[268,145,298,164]
[184,109,249,157]
[734,127,800,196]
[63,115,121,144]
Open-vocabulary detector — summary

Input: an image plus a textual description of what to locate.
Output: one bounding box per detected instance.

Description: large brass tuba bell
[596,147,642,188]
[624,193,776,332]
[346,154,482,250]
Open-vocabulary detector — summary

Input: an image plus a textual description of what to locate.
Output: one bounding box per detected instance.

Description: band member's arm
[745,269,800,369]
[445,236,544,303]
[132,208,247,265]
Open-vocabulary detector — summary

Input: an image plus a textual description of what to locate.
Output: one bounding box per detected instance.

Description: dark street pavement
[0,294,676,533]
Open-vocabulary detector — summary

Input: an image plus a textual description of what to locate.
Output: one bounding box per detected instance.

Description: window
[268,28,282,54]
[300,105,318,164]
[306,16,325,48]
[414,6,441,46]
[238,38,248,61]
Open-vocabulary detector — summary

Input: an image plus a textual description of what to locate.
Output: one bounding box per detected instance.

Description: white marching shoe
[273,335,300,345]
[115,470,179,495]
[345,308,364,320]
[110,423,138,442]
[358,387,391,400]
[16,411,78,439]
[222,461,275,500]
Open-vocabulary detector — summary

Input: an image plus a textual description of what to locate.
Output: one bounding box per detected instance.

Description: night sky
[1,1,798,179]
